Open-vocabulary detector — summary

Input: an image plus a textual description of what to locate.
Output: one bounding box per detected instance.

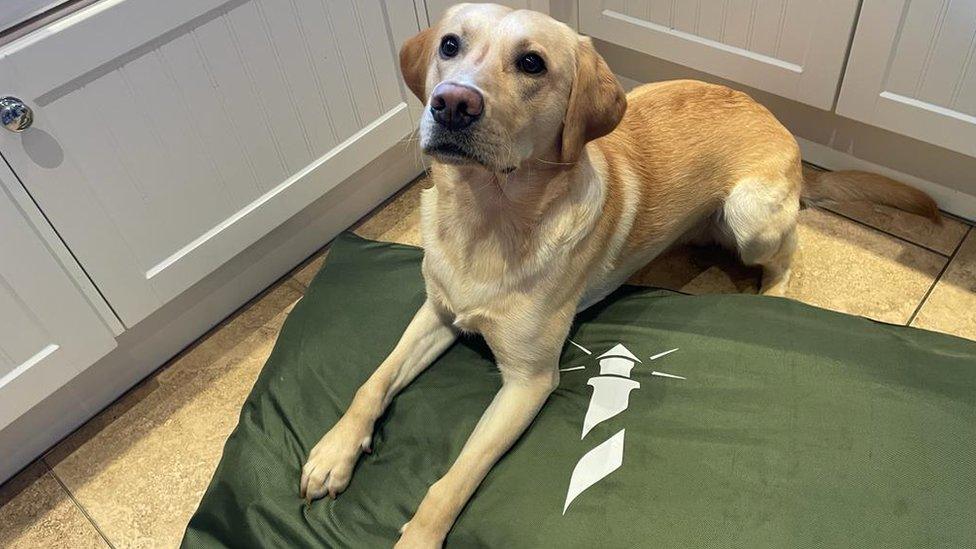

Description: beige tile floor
[2,165,974,548]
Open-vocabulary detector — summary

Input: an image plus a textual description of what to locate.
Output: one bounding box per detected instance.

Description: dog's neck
[424,149,605,267]
[430,158,578,228]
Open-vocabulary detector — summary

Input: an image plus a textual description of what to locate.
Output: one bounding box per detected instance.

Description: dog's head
[400,3,626,173]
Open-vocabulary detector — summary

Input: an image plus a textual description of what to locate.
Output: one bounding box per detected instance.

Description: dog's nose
[430,82,483,130]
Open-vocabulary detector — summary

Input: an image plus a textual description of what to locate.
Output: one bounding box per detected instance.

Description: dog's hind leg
[717,176,800,297]
[752,226,796,296]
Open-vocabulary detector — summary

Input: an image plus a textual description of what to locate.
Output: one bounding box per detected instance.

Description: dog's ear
[400,27,437,103]
[560,37,627,163]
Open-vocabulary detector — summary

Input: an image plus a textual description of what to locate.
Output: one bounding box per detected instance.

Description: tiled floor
[2,165,974,548]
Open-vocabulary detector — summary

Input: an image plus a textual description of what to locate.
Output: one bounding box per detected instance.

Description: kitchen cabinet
[423,0,549,22]
[2,0,974,487]
[578,0,860,110]
[0,1,69,31]
[0,0,416,327]
[0,163,116,431]
[837,0,976,158]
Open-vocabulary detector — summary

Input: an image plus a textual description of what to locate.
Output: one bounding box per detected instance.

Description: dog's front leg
[301,300,457,501]
[395,318,567,548]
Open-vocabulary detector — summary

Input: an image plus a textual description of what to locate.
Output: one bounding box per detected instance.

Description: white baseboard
[0,142,423,484]
[615,74,641,91]
[797,137,976,222]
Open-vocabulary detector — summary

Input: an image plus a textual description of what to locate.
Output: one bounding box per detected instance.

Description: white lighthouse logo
[562,342,682,514]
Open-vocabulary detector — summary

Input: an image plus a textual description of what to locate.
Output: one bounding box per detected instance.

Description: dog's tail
[802,169,942,223]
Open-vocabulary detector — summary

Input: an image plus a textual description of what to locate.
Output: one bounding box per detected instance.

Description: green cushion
[182,232,976,548]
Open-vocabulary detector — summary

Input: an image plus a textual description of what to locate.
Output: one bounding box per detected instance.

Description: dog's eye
[517,53,546,74]
[440,34,460,58]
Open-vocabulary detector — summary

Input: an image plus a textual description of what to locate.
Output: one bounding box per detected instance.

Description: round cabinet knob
[1,96,33,132]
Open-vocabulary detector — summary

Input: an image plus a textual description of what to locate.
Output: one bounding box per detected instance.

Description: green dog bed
[182,233,976,548]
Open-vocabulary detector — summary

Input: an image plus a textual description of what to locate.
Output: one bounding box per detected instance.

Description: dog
[301,4,940,547]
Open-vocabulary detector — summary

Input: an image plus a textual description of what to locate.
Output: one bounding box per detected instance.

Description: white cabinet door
[837,0,976,158]
[0,168,116,431]
[0,0,415,327]
[0,1,68,31]
[579,0,860,109]
[423,0,549,22]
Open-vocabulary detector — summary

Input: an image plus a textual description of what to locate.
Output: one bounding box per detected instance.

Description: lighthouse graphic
[563,343,682,514]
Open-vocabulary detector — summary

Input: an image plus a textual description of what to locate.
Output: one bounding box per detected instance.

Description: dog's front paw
[300,417,372,501]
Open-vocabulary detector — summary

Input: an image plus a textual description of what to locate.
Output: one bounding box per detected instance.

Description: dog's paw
[300,418,372,501]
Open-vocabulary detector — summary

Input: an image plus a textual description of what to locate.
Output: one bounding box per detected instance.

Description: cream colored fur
[300,5,939,548]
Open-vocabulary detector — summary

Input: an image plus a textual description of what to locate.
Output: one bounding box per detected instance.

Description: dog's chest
[419,182,590,333]
[423,241,539,333]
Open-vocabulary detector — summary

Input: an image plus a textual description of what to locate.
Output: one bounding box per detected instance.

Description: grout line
[10,246,314,543]
[42,459,117,549]
[816,206,954,258]
[906,226,972,326]
[940,209,976,227]
[804,162,972,327]
[803,160,966,255]
[802,160,974,229]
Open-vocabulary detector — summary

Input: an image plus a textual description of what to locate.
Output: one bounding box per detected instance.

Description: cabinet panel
[0,1,67,32]
[837,0,976,157]
[0,0,415,327]
[580,0,860,109]
[424,0,549,23]
[0,169,116,431]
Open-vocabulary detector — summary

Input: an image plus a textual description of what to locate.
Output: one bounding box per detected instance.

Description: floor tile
[0,462,106,549]
[629,244,760,294]
[785,208,945,323]
[352,174,426,247]
[43,279,303,548]
[802,164,970,256]
[912,230,976,340]
[631,208,946,324]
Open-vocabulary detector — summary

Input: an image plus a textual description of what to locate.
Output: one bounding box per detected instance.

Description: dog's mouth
[423,138,515,173]
[425,142,480,164]
[424,140,496,169]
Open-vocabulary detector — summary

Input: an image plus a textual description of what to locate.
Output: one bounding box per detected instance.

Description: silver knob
[1,96,33,132]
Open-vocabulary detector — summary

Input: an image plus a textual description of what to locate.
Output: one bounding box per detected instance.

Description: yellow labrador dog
[301,4,938,546]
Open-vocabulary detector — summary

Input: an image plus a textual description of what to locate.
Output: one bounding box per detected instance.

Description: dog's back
[580,80,803,297]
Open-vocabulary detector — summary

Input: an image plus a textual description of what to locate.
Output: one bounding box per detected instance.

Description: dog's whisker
[532,157,578,167]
